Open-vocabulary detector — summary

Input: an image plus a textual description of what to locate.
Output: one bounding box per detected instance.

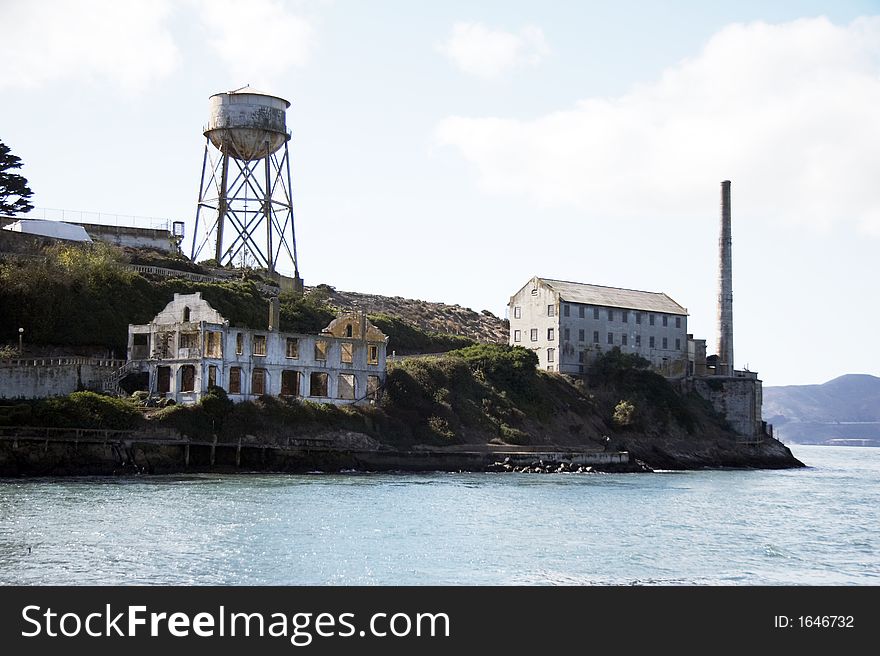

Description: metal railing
[0,426,135,440]
[0,357,124,369]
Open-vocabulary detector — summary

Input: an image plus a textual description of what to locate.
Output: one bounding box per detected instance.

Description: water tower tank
[205,86,291,162]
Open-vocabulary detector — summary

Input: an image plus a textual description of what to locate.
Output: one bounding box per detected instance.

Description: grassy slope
[0,242,472,355]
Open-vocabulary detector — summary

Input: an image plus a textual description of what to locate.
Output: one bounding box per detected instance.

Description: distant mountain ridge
[763,374,880,446]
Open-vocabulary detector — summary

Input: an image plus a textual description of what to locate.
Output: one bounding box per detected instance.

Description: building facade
[508,277,689,376]
[125,292,388,405]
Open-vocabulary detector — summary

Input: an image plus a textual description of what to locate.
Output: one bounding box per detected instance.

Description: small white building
[2,219,92,242]
[125,292,388,405]
[508,276,689,376]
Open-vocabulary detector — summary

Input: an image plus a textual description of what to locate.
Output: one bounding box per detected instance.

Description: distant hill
[763,374,880,446]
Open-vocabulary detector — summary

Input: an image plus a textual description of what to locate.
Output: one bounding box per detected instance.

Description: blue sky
[1,0,878,386]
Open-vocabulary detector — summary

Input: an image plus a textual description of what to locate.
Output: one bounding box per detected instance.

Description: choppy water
[0,445,877,585]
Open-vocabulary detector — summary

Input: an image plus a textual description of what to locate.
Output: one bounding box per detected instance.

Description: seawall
[0,429,638,477]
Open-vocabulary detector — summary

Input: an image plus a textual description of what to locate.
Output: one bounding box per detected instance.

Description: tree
[0,139,34,215]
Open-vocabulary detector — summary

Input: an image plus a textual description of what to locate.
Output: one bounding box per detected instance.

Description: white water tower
[191,86,301,287]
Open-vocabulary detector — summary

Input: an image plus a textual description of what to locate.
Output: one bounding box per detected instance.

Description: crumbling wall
[0,359,122,398]
[691,376,762,437]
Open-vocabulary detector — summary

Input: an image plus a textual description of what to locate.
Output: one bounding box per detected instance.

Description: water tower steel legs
[215,152,229,264]
[191,139,298,277]
[265,147,273,272]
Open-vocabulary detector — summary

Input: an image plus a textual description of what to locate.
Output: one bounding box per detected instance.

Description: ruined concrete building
[508,277,691,376]
[123,293,388,405]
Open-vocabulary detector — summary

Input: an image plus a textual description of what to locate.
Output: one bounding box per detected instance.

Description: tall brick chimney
[717,180,734,376]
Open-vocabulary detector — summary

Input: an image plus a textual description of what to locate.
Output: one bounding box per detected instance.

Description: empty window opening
[310,372,329,397]
[208,365,217,388]
[368,344,379,365]
[132,333,149,359]
[252,368,267,395]
[338,374,356,400]
[179,332,198,350]
[236,333,244,355]
[180,365,195,392]
[157,366,171,394]
[253,334,267,356]
[205,331,222,358]
[345,324,353,338]
[367,375,381,400]
[229,367,241,394]
[315,340,328,361]
[286,337,299,359]
[281,370,300,397]
[183,306,191,322]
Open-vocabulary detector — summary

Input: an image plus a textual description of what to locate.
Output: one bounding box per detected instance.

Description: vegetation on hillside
[0,242,474,356]
[585,347,721,433]
[0,391,140,430]
[367,313,475,355]
[0,343,735,455]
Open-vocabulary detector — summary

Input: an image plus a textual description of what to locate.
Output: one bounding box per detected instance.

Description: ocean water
[0,445,877,585]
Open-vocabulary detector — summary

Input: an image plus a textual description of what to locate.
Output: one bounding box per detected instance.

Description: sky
[1,0,878,387]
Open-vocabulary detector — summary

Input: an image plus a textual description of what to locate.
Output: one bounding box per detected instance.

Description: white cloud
[196,0,316,85]
[0,0,178,93]
[435,17,880,236]
[437,22,549,78]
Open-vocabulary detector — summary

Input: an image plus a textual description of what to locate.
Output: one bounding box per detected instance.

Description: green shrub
[427,416,455,441]
[0,404,32,425]
[35,391,141,430]
[448,343,538,394]
[499,423,529,445]
[612,399,636,428]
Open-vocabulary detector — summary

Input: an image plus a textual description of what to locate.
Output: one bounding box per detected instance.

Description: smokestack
[268,296,280,332]
[717,180,734,376]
